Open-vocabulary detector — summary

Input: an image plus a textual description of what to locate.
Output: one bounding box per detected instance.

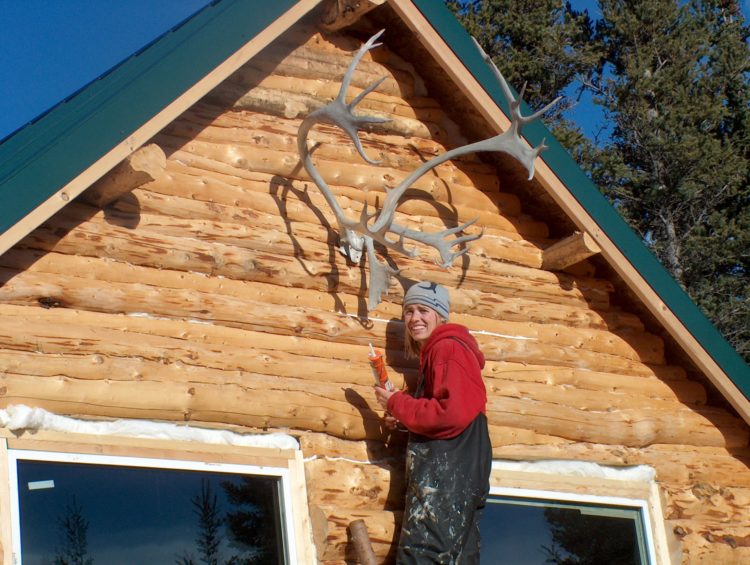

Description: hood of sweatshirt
[420,323,485,370]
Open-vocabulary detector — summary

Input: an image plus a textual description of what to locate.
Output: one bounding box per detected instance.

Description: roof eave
[0,0,320,257]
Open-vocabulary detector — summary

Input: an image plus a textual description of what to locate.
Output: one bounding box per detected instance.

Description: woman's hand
[374,386,397,410]
[383,414,399,430]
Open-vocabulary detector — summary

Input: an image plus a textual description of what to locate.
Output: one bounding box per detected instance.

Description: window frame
[0,431,313,565]
[486,485,655,564]
[488,462,674,565]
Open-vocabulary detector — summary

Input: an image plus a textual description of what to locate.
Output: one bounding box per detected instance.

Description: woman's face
[403,303,442,343]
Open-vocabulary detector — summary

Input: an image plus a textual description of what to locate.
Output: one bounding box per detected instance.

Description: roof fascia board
[389,0,750,420]
[0,0,321,257]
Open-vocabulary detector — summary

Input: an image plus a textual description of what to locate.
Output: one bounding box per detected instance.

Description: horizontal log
[486,396,748,448]
[0,267,662,371]
[21,208,604,310]
[102,198,542,270]
[2,305,711,448]
[145,159,549,239]
[164,108,506,205]
[299,432,405,463]
[228,42,417,99]
[485,376,702,413]
[483,362,704,405]
[210,82,445,139]
[488,441,750,488]
[159,136,510,216]
[0,347,738,450]
[192,104,492,170]
[125,186,539,266]
[211,74,450,138]
[0,370,381,440]
[1,247,641,336]
[0,302,400,369]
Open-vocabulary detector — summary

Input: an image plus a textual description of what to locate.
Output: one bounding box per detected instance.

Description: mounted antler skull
[297,30,559,310]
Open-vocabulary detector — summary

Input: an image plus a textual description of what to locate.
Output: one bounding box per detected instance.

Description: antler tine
[339,29,385,100]
[388,217,481,267]
[470,35,561,131]
[471,36,517,108]
[517,96,563,126]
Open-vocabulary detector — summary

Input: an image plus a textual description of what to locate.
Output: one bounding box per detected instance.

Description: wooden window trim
[490,466,675,565]
[0,430,314,565]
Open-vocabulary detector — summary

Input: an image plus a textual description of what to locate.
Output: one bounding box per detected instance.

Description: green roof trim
[414,0,750,395]
[0,0,299,236]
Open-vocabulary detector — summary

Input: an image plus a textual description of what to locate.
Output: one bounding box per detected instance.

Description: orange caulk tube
[369,343,394,391]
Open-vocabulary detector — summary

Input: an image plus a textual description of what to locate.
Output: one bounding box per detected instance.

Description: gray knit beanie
[403,281,450,320]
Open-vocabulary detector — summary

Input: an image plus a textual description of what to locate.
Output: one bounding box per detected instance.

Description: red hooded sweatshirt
[387,323,487,439]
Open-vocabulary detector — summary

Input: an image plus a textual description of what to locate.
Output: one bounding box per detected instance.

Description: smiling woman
[373,281,492,563]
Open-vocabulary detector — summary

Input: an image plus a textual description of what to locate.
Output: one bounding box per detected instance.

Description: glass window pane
[16,459,286,565]
[480,496,646,565]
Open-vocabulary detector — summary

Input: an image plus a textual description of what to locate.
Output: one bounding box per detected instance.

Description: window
[481,462,672,565]
[480,490,652,565]
[8,450,298,565]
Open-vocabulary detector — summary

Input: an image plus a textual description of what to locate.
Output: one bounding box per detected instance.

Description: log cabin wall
[0,11,749,565]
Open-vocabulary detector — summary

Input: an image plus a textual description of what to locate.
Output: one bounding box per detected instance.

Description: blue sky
[0,0,208,141]
[1,0,748,142]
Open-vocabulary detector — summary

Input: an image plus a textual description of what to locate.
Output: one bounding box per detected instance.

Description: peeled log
[0,268,667,375]
[20,212,609,310]
[163,136,510,216]
[164,109,505,200]
[2,246,640,334]
[0,371,381,440]
[542,231,601,271]
[145,161,549,239]
[487,396,748,448]
[305,457,405,510]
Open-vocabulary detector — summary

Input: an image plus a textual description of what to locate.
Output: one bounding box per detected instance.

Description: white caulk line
[342,313,537,341]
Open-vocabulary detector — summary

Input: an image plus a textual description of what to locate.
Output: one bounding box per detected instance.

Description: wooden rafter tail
[542,231,601,271]
[80,144,166,208]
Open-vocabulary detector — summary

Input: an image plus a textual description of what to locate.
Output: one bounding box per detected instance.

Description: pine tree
[590,0,750,359]
[54,499,94,565]
[447,0,750,361]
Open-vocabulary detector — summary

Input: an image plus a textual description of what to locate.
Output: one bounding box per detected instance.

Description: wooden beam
[321,0,386,31]
[80,144,166,208]
[542,231,601,271]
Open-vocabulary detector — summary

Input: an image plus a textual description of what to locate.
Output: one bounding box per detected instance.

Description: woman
[374,281,492,564]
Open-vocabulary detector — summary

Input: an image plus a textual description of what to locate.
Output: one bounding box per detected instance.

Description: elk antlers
[297,30,558,310]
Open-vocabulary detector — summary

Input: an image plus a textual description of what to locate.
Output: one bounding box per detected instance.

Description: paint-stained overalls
[396,336,492,564]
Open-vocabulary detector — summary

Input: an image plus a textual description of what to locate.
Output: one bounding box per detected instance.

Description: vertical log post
[349,518,378,565]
